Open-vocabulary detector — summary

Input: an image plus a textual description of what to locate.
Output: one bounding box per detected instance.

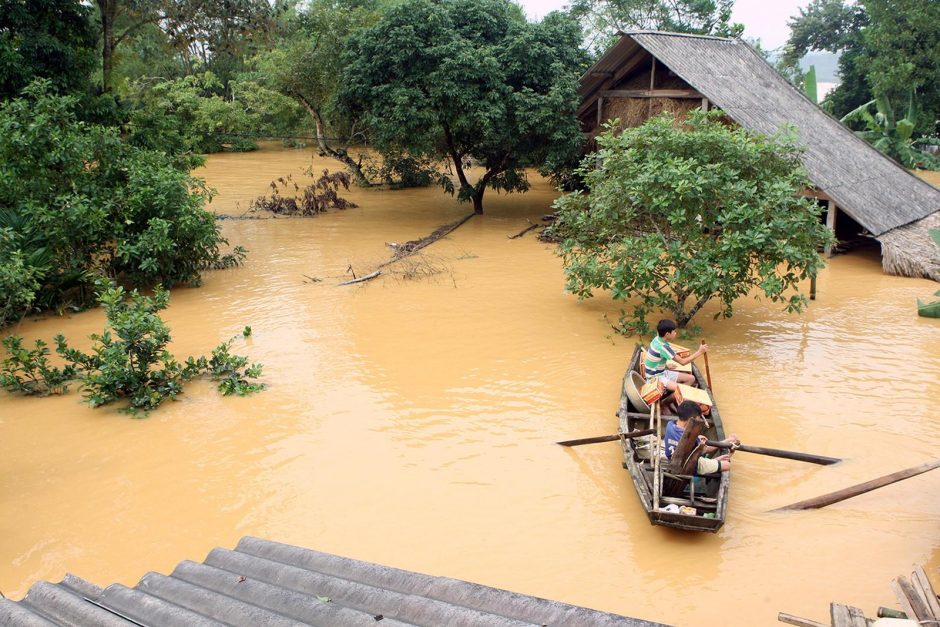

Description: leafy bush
[0,81,240,326]
[1,285,265,415]
[125,73,304,156]
[554,110,834,333]
[0,335,75,396]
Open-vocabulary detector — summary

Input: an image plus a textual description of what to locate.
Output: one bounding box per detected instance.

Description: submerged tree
[253,0,379,185]
[553,111,834,333]
[340,0,587,213]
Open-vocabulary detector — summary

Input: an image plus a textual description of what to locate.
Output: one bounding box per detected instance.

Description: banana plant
[917,228,940,319]
[840,92,940,170]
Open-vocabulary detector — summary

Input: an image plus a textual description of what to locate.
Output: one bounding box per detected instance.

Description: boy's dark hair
[657,319,677,337]
[676,400,702,420]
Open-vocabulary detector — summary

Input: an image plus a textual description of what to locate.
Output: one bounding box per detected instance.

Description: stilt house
[578,31,940,281]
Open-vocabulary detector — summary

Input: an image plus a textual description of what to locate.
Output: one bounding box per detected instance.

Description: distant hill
[799,51,840,82]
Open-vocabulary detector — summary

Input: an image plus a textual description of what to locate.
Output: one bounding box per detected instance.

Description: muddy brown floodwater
[2,142,939,626]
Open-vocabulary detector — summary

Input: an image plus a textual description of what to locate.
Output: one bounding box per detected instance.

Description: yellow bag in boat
[640,378,664,404]
[674,383,712,415]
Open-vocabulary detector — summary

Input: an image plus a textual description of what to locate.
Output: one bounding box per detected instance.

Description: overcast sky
[517,0,811,51]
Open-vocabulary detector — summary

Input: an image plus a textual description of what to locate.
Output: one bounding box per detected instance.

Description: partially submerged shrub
[0,336,75,396]
[250,169,358,216]
[1,285,264,415]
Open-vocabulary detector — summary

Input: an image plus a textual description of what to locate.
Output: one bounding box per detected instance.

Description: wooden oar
[700,339,713,391]
[557,428,656,447]
[706,441,840,466]
[772,458,940,512]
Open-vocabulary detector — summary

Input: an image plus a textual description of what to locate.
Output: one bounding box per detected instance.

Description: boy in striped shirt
[645,319,708,391]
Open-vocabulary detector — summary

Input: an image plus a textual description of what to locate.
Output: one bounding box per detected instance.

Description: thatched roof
[579,31,940,280]
[1,536,663,626]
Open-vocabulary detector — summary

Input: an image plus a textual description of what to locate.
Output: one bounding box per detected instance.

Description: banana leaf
[918,299,940,318]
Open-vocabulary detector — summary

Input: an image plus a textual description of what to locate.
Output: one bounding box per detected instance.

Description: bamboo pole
[652,401,661,512]
[772,458,940,511]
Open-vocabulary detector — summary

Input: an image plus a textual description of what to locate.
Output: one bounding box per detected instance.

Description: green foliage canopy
[553,111,833,332]
[340,0,587,212]
[0,0,98,99]
[781,0,940,135]
[840,92,940,170]
[570,0,742,55]
[0,82,233,326]
[252,0,380,183]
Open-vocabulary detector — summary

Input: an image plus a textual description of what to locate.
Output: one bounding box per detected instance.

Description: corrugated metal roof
[1,536,666,626]
[579,31,940,237]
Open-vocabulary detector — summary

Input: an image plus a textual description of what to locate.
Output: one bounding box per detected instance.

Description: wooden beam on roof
[800,187,832,202]
[589,71,614,77]
[599,89,703,99]
[577,45,648,117]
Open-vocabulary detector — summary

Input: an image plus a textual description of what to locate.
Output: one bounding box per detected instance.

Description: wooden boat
[618,344,730,532]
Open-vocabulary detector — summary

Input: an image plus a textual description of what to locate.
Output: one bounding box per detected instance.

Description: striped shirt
[645,335,676,379]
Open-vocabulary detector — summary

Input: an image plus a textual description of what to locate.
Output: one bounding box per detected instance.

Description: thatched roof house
[578,31,940,281]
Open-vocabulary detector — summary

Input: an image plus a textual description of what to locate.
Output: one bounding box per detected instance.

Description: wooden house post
[648,58,656,117]
[825,200,837,257]
[701,98,709,112]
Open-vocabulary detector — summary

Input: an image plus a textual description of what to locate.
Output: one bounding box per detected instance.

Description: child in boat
[664,401,739,475]
[645,319,708,391]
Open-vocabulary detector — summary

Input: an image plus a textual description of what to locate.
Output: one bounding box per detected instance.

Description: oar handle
[705,441,841,465]
[557,428,656,447]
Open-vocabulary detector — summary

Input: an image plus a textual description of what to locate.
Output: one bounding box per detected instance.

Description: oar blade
[557,428,656,447]
[706,441,841,465]
[557,434,621,447]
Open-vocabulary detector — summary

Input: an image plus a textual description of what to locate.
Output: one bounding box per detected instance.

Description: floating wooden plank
[777,612,828,627]
[830,603,869,627]
[911,565,940,618]
[891,578,918,620]
[896,575,933,622]
[773,458,940,511]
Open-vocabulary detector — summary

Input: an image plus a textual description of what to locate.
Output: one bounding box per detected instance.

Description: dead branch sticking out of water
[379,213,476,267]
[338,270,382,286]
[508,221,540,239]
[335,213,476,286]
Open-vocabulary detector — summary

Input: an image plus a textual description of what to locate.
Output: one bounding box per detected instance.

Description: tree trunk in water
[296,95,372,187]
[472,188,484,214]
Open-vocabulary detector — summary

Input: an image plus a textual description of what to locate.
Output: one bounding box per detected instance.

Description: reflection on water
[1,143,938,626]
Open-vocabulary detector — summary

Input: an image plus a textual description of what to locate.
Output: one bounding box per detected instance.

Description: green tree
[0,81,235,324]
[94,0,286,92]
[553,111,833,332]
[862,0,940,133]
[570,0,742,55]
[253,0,380,184]
[341,0,587,213]
[780,0,940,132]
[0,0,98,99]
[778,0,870,114]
